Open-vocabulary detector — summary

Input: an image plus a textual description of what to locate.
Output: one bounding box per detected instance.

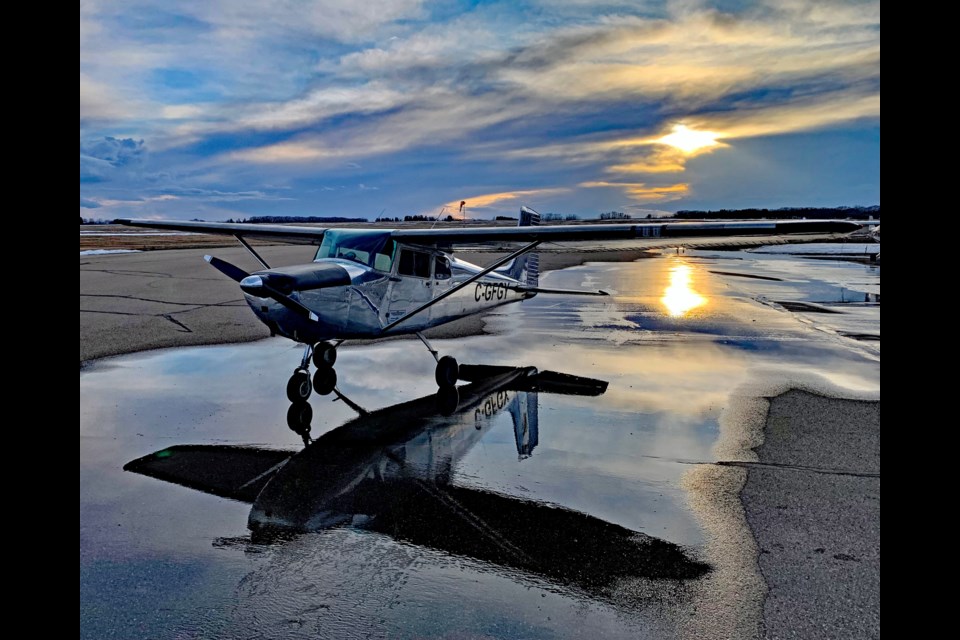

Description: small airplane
[120,209,860,401]
[125,365,709,592]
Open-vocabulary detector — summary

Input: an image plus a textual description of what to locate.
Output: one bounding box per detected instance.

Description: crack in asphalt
[80,293,245,307]
[717,460,879,478]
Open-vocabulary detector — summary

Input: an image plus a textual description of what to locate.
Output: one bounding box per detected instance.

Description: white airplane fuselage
[244,247,532,345]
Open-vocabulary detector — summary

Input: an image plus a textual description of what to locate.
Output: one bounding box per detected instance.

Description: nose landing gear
[286,341,339,403]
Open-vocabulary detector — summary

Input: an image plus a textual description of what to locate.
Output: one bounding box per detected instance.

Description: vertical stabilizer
[501,206,540,286]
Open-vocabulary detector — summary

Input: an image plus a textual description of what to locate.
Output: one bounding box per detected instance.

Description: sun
[656,124,721,154]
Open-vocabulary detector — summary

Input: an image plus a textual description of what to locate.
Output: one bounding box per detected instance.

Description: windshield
[314,230,395,271]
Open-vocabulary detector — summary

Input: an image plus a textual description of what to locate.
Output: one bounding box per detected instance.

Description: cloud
[80,198,101,209]
[80,74,137,122]
[229,141,335,163]
[446,188,571,212]
[80,137,147,182]
[78,1,879,218]
[233,84,407,131]
[580,181,690,202]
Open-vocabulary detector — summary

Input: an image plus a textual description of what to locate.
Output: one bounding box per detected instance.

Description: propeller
[204,255,249,282]
[240,275,319,322]
[204,255,319,322]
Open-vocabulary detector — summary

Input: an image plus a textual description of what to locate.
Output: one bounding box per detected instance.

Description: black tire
[286,402,313,434]
[436,386,460,416]
[313,367,337,396]
[312,342,337,368]
[286,370,312,402]
[435,356,459,388]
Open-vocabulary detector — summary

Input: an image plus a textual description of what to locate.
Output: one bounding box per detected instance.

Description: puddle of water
[80,254,879,639]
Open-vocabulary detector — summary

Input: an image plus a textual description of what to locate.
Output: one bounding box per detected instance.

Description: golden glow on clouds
[230,142,335,163]
[579,181,688,202]
[655,125,722,154]
[661,263,707,317]
[443,188,569,212]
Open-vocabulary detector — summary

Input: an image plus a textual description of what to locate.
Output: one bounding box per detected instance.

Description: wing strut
[234,235,271,269]
[381,241,540,332]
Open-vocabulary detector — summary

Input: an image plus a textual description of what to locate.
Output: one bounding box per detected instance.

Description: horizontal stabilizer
[511,285,609,296]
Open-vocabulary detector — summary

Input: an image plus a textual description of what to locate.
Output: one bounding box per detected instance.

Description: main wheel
[435,355,459,388]
[286,370,313,402]
[312,342,337,368]
[313,367,338,396]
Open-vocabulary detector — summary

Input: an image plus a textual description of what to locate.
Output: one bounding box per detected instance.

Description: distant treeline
[672,206,880,220]
[376,215,457,222]
[225,216,368,223]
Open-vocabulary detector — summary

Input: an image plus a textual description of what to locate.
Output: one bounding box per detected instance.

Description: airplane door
[386,248,434,327]
[430,255,454,322]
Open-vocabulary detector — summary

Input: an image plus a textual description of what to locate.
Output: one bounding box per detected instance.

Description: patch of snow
[750,243,879,255]
[80,249,143,256]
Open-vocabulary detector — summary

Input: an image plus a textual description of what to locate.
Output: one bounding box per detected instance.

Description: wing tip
[203,255,214,263]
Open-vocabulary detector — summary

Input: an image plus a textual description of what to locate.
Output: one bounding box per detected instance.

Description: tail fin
[500,206,540,286]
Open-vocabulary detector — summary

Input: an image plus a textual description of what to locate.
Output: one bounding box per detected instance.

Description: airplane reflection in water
[125,366,709,596]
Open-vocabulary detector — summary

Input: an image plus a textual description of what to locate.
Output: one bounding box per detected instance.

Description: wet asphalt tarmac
[80,252,879,639]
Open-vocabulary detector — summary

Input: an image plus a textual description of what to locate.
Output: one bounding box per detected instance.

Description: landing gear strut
[417,332,459,388]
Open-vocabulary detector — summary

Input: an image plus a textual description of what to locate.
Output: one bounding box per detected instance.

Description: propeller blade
[204,255,249,283]
[264,285,319,322]
[239,275,319,322]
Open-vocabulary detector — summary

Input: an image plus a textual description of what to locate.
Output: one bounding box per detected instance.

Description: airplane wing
[118,216,861,247]
[124,445,293,503]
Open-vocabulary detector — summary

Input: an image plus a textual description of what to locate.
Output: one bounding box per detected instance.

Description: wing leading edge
[119,214,860,247]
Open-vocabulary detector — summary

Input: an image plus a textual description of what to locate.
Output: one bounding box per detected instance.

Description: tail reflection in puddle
[125,365,709,598]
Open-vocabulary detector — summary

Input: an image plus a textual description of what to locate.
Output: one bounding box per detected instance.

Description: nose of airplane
[248,263,353,294]
[239,275,265,294]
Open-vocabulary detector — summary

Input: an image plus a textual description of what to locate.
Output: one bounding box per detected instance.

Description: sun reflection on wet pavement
[661,262,708,317]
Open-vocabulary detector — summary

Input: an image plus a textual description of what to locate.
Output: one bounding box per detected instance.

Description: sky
[79,0,880,221]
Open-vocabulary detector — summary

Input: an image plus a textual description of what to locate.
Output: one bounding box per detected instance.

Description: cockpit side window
[398,249,431,278]
[373,239,396,272]
[434,256,451,280]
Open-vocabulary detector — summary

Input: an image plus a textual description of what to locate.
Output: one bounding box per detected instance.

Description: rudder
[501,206,540,286]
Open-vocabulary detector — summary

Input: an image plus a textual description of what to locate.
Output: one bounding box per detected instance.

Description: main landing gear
[286,341,340,403]
[417,332,459,388]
